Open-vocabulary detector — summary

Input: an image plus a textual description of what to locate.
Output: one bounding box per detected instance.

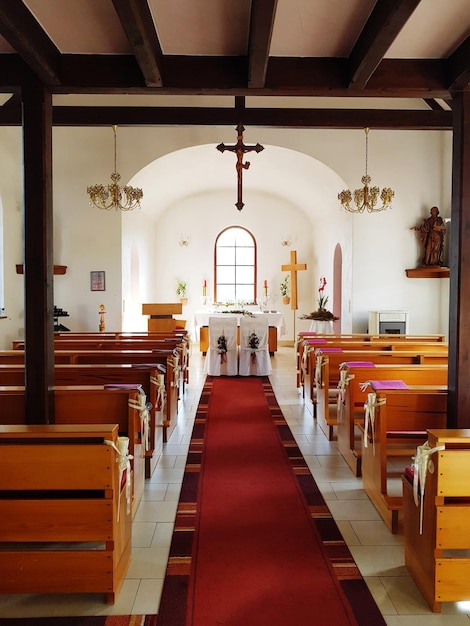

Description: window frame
[214,226,257,304]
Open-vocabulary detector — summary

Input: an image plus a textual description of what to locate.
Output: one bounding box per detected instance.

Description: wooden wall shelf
[16,264,67,275]
[405,267,449,278]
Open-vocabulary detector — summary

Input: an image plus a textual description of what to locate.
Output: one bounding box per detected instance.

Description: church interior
[0,1,470,623]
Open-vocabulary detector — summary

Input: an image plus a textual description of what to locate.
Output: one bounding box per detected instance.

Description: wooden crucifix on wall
[281,250,307,310]
[216,123,264,211]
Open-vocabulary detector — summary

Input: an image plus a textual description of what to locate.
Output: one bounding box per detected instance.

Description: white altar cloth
[194,310,286,337]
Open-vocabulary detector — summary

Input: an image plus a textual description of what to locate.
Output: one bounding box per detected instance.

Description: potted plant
[280,275,290,304]
[176,280,188,305]
[299,276,339,322]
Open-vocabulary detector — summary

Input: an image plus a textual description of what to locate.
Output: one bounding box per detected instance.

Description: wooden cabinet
[403,429,470,612]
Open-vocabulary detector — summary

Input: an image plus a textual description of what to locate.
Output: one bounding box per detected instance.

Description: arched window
[215,226,256,304]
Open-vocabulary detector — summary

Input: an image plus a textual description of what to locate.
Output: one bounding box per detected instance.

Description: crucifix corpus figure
[281,250,307,310]
[216,123,264,211]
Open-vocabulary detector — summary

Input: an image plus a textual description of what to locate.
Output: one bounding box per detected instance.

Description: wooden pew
[303,347,447,413]
[403,429,470,612]
[0,361,178,476]
[296,332,447,389]
[336,363,448,476]
[13,333,190,388]
[0,385,146,517]
[0,424,131,603]
[360,385,447,533]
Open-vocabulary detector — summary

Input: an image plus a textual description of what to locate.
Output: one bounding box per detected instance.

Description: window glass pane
[217,266,236,283]
[218,230,236,246]
[236,247,254,264]
[217,285,236,302]
[236,285,254,302]
[217,247,235,265]
[236,266,254,283]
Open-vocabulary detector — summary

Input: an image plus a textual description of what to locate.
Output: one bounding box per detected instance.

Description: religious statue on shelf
[410,206,447,267]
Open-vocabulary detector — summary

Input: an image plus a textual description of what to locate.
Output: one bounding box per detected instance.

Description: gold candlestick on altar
[99,304,106,332]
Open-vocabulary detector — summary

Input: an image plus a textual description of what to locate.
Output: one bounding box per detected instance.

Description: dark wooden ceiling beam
[0,54,456,99]
[347,0,422,90]
[0,0,61,85]
[0,101,451,129]
[447,35,470,92]
[48,106,451,129]
[247,0,278,88]
[111,0,163,87]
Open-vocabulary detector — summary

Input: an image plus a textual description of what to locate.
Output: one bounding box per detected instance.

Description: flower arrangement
[248,332,259,352]
[217,334,228,363]
[248,332,259,362]
[299,276,339,321]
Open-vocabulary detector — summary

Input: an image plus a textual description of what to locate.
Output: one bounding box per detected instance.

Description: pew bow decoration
[170,353,180,389]
[153,372,167,419]
[104,436,134,520]
[336,367,353,417]
[362,389,386,454]
[128,389,152,452]
[315,353,327,388]
[412,441,445,534]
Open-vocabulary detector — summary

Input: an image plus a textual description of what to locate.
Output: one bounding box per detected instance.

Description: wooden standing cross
[281,250,307,310]
[216,123,264,211]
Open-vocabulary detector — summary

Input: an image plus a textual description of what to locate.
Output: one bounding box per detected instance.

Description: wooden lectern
[142,303,183,332]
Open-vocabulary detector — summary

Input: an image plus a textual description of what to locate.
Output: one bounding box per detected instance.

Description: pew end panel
[0,424,131,604]
[361,388,448,533]
[403,429,470,612]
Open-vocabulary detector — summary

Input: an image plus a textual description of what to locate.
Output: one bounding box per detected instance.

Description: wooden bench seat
[336,363,448,476]
[0,361,178,477]
[314,358,447,443]
[360,386,448,533]
[296,332,447,388]
[0,424,131,603]
[303,347,447,413]
[0,385,147,517]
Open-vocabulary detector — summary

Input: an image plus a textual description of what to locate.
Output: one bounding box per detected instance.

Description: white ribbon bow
[128,389,152,452]
[336,367,353,417]
[362,389,386,454]
[152,372,167,418]
[412,441,445,534]
[104,437,134,520]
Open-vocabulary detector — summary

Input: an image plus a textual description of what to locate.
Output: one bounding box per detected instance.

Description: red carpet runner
[157,376,385,625]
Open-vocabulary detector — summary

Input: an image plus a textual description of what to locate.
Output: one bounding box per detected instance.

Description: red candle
[203,279,207,287]
[263,280,267,288]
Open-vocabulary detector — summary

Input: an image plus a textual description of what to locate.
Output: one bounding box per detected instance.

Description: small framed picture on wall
[90,271,105,291]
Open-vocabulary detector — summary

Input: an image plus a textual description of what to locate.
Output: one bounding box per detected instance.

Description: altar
[194,310,286,355]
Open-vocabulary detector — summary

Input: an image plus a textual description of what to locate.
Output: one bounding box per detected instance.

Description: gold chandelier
[87,125,143,211]
[338,127,394,213]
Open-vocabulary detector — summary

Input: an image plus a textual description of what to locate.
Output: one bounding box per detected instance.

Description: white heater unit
[368,310,409,335]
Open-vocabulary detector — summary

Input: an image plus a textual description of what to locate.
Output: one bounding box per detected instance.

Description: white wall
[0,124,452,349]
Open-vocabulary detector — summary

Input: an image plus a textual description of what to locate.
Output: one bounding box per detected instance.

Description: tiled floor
[1,345,470,624]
